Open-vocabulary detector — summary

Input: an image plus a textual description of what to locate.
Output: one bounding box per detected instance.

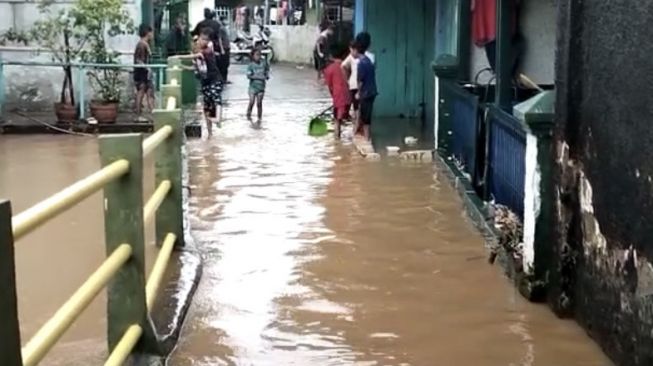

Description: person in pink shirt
[323,45,351,139]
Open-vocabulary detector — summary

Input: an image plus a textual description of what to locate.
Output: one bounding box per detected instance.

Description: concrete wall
[552,1,653,365]
[470,0,556,85]
[0,0,141,111]
[269,24,318,65]
[188,0,213,29]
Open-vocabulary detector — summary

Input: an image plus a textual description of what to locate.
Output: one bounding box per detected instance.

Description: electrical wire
[474,67,493,85]
[9,110,94,137]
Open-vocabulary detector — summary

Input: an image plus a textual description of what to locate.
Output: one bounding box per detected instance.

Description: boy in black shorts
[352,39,377,141]
[134,24,155,122]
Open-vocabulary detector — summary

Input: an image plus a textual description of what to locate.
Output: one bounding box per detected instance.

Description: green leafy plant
[0,28,31,46]
[74,0,135,103]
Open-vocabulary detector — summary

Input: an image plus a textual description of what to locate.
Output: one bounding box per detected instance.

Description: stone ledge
[0,112,202,137]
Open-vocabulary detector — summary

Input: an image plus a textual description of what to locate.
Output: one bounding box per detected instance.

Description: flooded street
[0,64,612,366]
[169,65,611,366]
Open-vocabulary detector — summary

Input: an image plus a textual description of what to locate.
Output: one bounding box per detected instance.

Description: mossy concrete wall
[552,1,653,365]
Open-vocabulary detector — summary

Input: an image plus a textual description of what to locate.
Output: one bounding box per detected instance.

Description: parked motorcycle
[233,25,275,63]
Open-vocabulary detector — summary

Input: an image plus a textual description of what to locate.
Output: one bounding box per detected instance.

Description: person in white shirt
[342,42,375,127]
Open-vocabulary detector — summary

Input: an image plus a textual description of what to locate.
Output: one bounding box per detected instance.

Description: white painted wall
[0,0,141,110]
[188,0,214,29]
[522,132,540,274]
[269,24,319,64]
[470,0,556,85]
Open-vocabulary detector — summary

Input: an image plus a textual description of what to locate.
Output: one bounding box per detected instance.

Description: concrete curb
[140,143,203,365]
[0,109,202,137]
[433,152,543,300]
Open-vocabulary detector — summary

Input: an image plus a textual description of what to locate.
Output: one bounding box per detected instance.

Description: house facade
[355,1,653,365]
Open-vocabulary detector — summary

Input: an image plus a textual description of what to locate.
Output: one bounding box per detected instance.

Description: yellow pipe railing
[2,95,184,364]
[142,125,173,158]
[21,244,132,366]
[104,324,143,366]
[143,180,172,225]
[146,233,177,309]
[12,159,130,241]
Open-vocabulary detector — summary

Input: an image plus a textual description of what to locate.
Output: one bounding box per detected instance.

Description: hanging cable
[10,110,93,137]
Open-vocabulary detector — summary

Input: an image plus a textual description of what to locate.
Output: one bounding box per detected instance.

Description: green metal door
[363,0,428,119]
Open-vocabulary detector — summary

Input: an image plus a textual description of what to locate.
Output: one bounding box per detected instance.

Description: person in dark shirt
[193,30,224,137]
[243,6,251,33]
[218,16,231,83]
[192,8,222,50]
[352,39,377,141]
[134,24,154,122]
[166,16,188,56]
[314,25,334,80]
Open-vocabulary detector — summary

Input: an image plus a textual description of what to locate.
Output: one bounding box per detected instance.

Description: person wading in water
[192,9,225,59]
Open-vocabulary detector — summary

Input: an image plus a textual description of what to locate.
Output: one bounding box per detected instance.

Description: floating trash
[400,150,433,162]
[386,146,400,156]
[404,136,418,145]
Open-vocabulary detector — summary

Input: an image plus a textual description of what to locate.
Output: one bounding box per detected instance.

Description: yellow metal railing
[104,325,143,366]
[0,76,185,366]
[22,244,133,366]
[146,233,178,308]
[143,125,173,157]
[144,180,172,225]
[11,160,130,240]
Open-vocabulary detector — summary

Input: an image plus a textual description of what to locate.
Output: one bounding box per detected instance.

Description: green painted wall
[361,0,435,119]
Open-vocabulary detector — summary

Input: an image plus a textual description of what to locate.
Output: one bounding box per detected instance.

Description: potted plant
[75,0,134,123]
[0,1,88,123]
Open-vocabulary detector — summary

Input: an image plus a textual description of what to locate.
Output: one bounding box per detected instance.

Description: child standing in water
[323,45,350,138]
[246,48,269,124]
[193,30,223,137]
[342,38,375,136]
[352,39,377,141]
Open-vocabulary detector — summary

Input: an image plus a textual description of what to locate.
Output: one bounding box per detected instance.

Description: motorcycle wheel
[235,41,248,62]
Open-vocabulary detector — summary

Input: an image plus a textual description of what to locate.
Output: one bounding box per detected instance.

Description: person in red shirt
[323,45,351,139]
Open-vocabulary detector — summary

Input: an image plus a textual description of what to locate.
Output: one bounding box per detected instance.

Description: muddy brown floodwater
[0,135,159,365]
[170,65,613,366]
[0,65,612,366]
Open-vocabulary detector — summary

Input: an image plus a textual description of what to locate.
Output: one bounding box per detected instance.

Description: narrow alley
[168,64,611,366]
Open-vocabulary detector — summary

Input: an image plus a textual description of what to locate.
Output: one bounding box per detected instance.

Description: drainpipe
[457,0,471,82]
[338,0,344,41]
[265,0,270,24]
[495,0,513,111]
[142,0,154,29]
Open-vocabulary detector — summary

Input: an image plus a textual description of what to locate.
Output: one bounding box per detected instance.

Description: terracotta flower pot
[54,102,78,124]
[90,101,119,124]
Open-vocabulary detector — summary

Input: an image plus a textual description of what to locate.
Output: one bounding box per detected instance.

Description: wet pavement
[168,64,613,366]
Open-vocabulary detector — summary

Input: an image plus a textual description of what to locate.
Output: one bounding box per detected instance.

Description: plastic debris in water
[488,204,524,267]
[387,146,400,156]
[404,136,418,145]
[366,153,381,161]
[399,150,433,162]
